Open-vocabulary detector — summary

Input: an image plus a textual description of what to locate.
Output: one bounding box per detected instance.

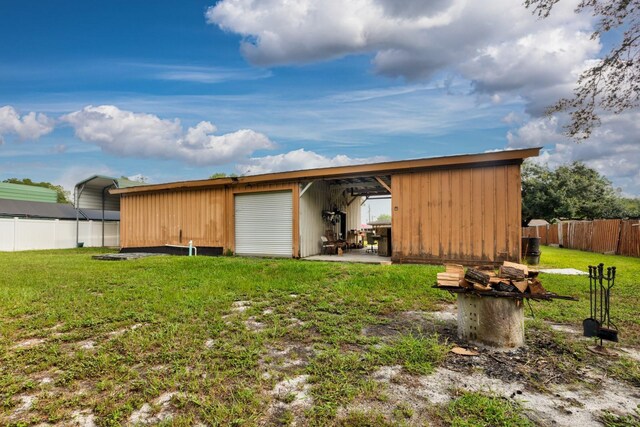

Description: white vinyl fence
[0,217,119,251]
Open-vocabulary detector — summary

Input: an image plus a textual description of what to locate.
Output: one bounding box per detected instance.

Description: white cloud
[127,173,150,183]
[0,105,55,142]
[506,116,564,149]
[137,63,273,83]
[508,112,640,196]
[206,0,595,109]
[62,105,274,166]
[501,112,522,125]
[236,148,388,175]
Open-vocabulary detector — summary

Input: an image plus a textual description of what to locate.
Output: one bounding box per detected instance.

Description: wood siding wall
[120,188,227,248]
[120,182,299,256]
[391,165,521,264]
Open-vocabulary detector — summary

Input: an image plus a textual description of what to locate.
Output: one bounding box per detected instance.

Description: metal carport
[74,176,143,247]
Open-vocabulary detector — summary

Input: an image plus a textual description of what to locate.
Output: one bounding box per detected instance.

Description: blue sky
[1,0,638,211]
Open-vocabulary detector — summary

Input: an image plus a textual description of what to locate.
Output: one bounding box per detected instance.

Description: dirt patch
[618,347,640,363]
[71,409,96,427]
[442,326,591,387]
[11,338,46,349]
[361,310,457,342]
[77,340,96,350]
[428,305,458,322]
[107,323,142,337]
[74,380,93,396]
[39,376,54,385]
[204,338,215,349]
[261,343,314,376]
[267,375,313,425]
[353,307,640,425]
[231,300,251,312]
[14,395,36,414]
[362,309,594,389]
[245,316,266,332]
[343,364,640,426]
[287,317,305,328]
[128,392,178,425]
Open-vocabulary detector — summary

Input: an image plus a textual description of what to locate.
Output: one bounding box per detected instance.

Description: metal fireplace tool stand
[584,263,618,354]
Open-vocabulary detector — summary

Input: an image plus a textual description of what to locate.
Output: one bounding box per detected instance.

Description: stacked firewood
[436,261,546,295]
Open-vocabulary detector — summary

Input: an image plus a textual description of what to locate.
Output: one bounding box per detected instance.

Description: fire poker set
[584,264,619,351]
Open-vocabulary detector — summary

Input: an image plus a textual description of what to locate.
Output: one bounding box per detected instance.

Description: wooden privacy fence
[522,219,640,257]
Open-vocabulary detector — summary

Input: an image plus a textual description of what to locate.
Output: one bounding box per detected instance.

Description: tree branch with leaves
[525,0,639,139]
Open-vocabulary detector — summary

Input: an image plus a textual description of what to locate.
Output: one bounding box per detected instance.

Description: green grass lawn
[533,245,640,344]
[0,246,638,426]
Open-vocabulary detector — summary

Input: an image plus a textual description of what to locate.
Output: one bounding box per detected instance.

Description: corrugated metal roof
[116,178,147,188]
[75,175,145,210]
[0,199,119,220]
[81,208,120,221]
[0,199,78,219]
[0,182,58,203]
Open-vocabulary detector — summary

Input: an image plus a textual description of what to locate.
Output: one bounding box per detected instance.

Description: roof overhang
[75,175,118,191]
[110,147,541,196]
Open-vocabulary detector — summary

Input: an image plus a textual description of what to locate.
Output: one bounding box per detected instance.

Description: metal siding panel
[235,191,293,256]
[299,181,330,258]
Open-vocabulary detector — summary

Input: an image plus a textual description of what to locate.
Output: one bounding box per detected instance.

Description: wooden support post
[375,176,391,193]
[299,181,314,198]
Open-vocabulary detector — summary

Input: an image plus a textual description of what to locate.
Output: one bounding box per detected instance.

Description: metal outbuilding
[111,148,541,264]
[0,182,58,203]
[74,176,144,247]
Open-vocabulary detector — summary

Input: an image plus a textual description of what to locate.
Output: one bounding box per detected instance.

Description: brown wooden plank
[410,173,420,256]
[441,170,452,259]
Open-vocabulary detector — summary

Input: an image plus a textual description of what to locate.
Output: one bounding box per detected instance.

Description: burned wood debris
[435,261,577,301]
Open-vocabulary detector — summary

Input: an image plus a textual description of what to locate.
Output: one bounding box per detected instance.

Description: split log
[460,278,473,289]
[499,266,526,280]
[465,268,490,285]
[444,264,465,276]
[473,283,492,292]
[437,272,461,287]
[528,278,547,295]
[437,280,461,287]
[437,272,462,280]
[503,261,529,276]
[512,280,529,293]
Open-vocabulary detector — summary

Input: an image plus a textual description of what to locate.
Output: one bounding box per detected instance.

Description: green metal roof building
[0,182,58,203]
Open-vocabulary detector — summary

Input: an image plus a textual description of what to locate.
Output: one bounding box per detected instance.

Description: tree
[521,161,627,222]
[525,0,639,139]
[209,172,238,179]
[620,197,640,217]
[375,213,392,222]
[3,178,71,204]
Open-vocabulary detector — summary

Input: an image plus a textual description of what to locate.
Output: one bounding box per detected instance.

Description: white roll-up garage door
[235,191,293,257]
